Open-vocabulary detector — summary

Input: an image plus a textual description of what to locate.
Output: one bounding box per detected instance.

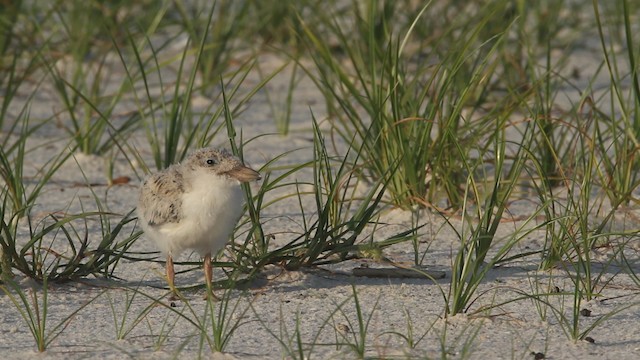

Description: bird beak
[226,165,261,182]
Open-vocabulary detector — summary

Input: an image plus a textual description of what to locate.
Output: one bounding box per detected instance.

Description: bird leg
[203,252,220,300]
[166,254,178,300]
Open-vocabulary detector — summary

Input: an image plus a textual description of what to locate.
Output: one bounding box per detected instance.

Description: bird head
[186,147,260,183]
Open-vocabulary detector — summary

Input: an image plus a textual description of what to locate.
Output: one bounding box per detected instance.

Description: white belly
[153,172,244,257]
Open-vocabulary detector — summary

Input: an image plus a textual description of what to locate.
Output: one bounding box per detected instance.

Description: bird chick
[137,148,260,298]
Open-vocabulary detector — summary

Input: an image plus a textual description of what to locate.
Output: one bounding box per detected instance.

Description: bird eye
[206,159,216,165]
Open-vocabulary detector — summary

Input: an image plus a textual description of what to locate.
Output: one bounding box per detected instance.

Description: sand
[1,35,639,360]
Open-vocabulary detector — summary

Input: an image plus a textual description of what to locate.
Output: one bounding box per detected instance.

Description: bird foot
[203,288,220,301]
[169,291,180,302]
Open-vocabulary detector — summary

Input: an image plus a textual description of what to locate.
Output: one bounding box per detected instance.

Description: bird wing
[139,168,184,227]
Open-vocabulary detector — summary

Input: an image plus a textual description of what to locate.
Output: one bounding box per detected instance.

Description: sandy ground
[1,42,640,360]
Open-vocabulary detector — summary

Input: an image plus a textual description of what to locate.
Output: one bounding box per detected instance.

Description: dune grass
[0,0,638,357]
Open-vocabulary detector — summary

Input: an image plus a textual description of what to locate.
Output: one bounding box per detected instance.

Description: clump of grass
[135,284,253,354]
[536,135,620,301]
[0,117,72,218]
[106,284,158,341]
[198,287,253,353]
[220,102,416,284]
[173,0,251,86]
[329,284,381,358]
[281,117,395,270]
[116,10,282,173]
[0,44,47,138]
[246,0,319,51]
[44,54,141,156]
[298,0,527,210]
[32,1,168,156]
[0,276,103,352]
[592,0,640,207]
[444,123,543,316]
[0,102,140,284]
[0,207,140,282]
[0,0,23,54]
[237,117,412,277]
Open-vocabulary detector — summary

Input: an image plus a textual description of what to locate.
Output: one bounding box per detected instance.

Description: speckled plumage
[137,147,260,296]
[139,167,184,226]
